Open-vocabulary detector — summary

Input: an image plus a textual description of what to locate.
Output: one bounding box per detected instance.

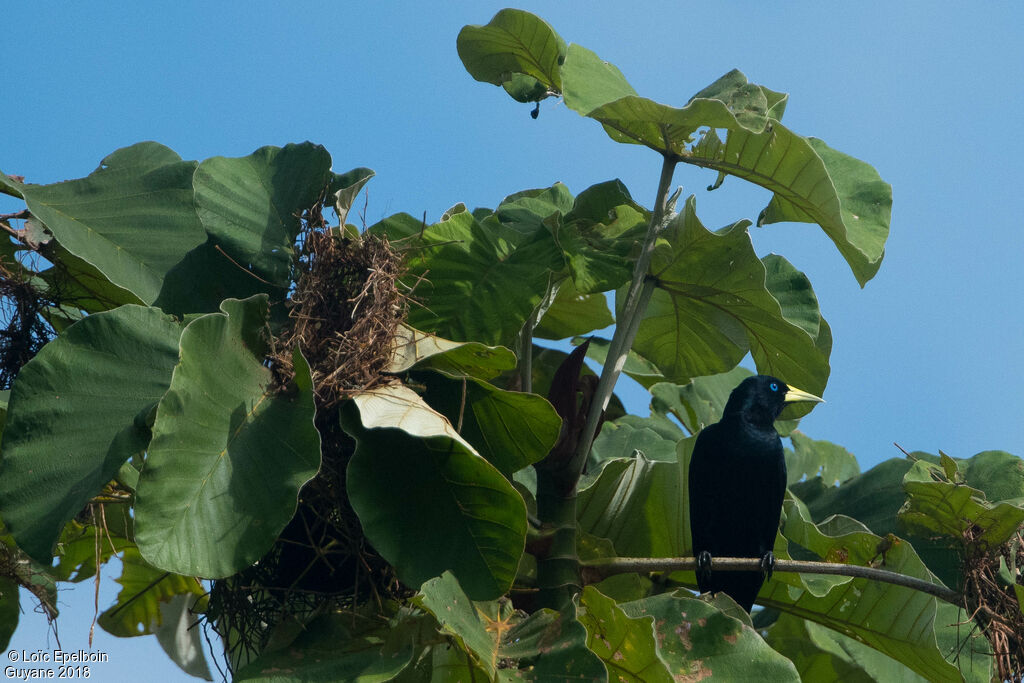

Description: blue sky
[3,2,1023,679]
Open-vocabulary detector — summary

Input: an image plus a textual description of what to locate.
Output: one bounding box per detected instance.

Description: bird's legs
[696,550,713,587]
[760,551,775,581]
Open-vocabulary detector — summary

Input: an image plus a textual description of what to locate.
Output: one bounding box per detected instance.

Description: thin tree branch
[568,155,678,480]
[581,556,962,605]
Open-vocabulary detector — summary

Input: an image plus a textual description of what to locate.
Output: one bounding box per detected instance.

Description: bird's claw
[696,550,713,586]
[760,551,776,581]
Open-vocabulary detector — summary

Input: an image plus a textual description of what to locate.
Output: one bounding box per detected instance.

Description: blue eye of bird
[769,382,779,392]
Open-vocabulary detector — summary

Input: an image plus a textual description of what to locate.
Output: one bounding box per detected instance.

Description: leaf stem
[581,556,961,605]
[569,155,677,478]
[518,308,537,394]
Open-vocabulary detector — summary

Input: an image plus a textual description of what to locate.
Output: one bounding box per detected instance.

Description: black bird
[688,375,823,612]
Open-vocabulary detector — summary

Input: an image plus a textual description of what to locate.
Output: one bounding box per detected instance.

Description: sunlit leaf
[344,385,526,599]
[634,196,829,400]
[457,9,566,98]
[193,142,332,286]
[17,142,206,304]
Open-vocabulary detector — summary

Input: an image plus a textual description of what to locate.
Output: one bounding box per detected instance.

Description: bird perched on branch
[688,374,823,612]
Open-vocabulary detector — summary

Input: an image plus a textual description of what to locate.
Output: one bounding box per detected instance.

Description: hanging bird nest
[960,526,1024,683]
[208,201,410,671]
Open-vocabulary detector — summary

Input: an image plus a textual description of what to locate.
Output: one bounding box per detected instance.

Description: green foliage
[2,7,1020,683]
[135,297,321,578]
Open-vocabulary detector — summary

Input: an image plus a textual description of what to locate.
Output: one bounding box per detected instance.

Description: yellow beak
[783,386,824,404]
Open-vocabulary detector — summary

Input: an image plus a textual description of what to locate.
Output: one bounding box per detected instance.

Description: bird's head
[723,375,824,429]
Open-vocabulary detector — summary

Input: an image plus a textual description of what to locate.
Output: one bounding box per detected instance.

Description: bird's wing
[687,426,720,556]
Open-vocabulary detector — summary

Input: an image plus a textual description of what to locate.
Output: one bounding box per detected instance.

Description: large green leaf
[692,125,890,286]
[787,431,860,487]
[577,450,687,558]
[0,305,184,563]
[235,613,414,683]
[457,9,566,100]
[19,142,206,304]
[135,296,321,577]
[153,593,213,681]
[413,572,505,679]
[497,607,607,681]
[618,591,800,681]
[755,137,892,286]
[414,572,606,681]
[766,611,925,683]
[387,323,516,380]
[153,239,276,317]
[39,243,145,313]
[900,458,1024,548]
[415,372,561,478]
[649,366,754,436]
[533,278,614,340]
[98,547,205,637]
[578,586,673,682]
[374,207,564,346]
[765,502,964,682]
[634,196,830,398]
[344,384,527,600]
[193,142,332,286]
[551,179,648,295]
[590,421,678,466]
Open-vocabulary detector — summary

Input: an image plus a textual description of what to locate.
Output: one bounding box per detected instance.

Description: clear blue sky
[2,2,1022,679]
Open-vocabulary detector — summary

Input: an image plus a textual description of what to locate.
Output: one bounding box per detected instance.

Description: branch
[582,556,962,606]
[569,155,677,479]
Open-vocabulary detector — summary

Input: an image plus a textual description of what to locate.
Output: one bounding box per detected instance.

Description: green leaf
[98,547,205,637]
[38,243,145,313]
[153,239,275,316]
[18,142,207,304]
[766,611,924,683]
[534,279,614,340]
[344,384,526,599]
[635,196,830,398]
[787,431,860,487]
[328,166,375,228]
[577,451,686,558]
[576,336,665,390]
[495,183,575,236]
[578,586,673,682]
[378,207,564,346]
[618,591,800,681]
[498,607,607,681]
[560,44,637,116]
[696,127,891,286]
[590,421,678,465]
[193,142,332,286]
[0,577,18,651]
[457,9,566,97]
[387,324,517,380]
[0,169,25,198]
[235,613,415,682]
[413,572,507,679]
[0,305,184,563]
[765,502,963,683]
[153,593,213,681]
[135,297,321,577]
[649,366,754,435]
[415,372,561,478]
[900,459,1024,548]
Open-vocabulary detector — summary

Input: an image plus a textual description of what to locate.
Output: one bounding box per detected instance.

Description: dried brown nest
[209,202,409,671]
[960,526,1024,682]
[272,210,407,409]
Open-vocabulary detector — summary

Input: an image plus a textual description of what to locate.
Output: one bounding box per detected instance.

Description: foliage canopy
[0,8,1021,682]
